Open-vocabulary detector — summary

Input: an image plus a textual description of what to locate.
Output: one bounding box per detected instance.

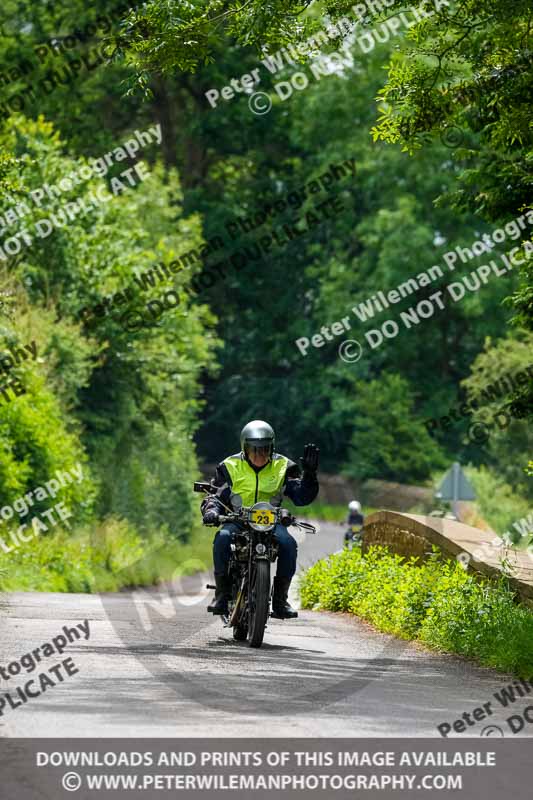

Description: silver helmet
[240,419,275,458]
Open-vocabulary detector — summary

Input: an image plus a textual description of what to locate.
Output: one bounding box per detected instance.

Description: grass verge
[0,516,212,593]
[299,545,533,678]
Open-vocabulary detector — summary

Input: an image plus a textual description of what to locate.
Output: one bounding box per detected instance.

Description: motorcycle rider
[201,420,319,619]
[344,500,364,546]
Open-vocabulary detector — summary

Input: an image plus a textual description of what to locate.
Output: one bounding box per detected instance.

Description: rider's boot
[208,574,231,615]
[272,576,298,619]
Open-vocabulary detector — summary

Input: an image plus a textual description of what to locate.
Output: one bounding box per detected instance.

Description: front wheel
[248,560,270,648]
[233,624,248,641]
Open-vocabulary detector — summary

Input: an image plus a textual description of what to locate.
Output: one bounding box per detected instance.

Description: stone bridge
[363,510,533,606]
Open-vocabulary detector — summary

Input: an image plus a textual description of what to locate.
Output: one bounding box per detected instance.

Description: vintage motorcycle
[194,481,316,648]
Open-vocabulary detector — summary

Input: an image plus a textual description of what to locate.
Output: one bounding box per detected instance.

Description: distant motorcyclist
[344,500,364,547]
[201,420,319,618]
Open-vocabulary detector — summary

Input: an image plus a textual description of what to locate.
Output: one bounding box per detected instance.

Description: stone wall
[362,511,533,605]
[316,473,434,511]
[363,519,435,561]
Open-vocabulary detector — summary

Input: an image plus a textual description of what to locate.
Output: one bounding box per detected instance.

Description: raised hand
[300,442,319,476]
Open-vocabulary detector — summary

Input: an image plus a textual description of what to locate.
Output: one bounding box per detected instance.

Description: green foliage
[0,0,530,595]
[510,254,533,345]
[340,373,447,482]
[466,466,531,544]
[461,333,533,495]
[300,545,533,677]
[367,0,532,212]
[359,0,533,438]
[0,312,95,516]
[114,0,318,78]
[3,2,522,491]
[0,515,212,593]
[186,38,514,480]
[0,113,220,537]
[0,376,93,515]
[462,331,533,416]
[418,569,533,678]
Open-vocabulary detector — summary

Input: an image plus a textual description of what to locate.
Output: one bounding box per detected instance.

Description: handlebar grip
[281,515,295,526]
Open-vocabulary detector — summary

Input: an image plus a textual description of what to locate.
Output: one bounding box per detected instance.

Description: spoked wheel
[248,560,271,648]
[229,573,248,640]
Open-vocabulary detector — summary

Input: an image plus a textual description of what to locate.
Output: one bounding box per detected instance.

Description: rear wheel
[248,560,270,648]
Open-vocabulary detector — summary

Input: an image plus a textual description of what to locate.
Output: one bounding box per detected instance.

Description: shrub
[0,516,212,594]
[299,545,533,677]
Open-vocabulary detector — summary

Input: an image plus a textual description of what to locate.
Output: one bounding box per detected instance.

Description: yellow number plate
[250,509,276,525]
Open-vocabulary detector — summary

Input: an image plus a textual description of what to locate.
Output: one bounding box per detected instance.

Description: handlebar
[196,482,316,534]
[203,512,316,534]
[297,521,316,534]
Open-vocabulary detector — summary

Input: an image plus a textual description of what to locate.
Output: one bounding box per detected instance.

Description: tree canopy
[0,0,530,568]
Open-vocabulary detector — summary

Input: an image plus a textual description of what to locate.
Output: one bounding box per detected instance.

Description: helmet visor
[245,443,272,458]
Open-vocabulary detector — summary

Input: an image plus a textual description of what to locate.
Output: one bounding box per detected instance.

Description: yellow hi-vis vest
[223,454,289,507]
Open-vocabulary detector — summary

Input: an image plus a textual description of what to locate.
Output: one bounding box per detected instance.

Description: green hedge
[0,517,212,594]
[299,546,533,677]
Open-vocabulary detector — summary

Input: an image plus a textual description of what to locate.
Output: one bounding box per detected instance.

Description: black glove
[300,443,319,477]
[281,512,295,527]
[203,510,219,526]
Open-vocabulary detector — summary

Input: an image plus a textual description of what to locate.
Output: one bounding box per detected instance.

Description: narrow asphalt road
[1,520,529,738]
